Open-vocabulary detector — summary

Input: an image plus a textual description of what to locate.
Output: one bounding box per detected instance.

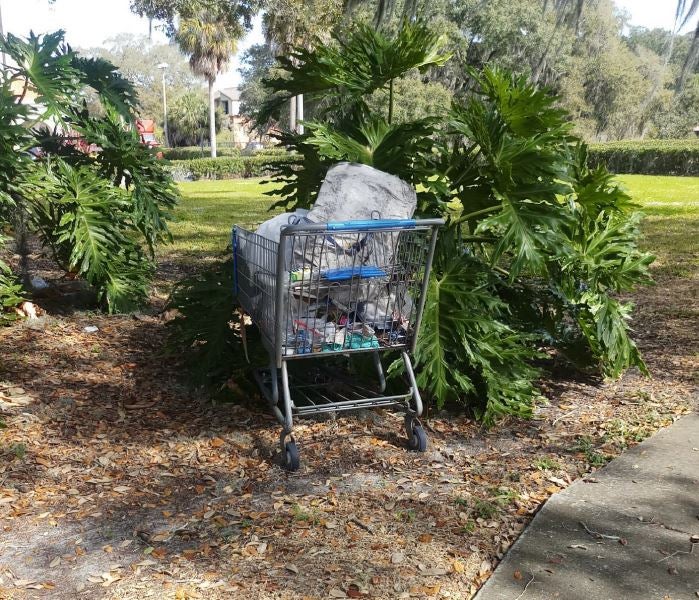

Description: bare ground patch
[0,253,696,599]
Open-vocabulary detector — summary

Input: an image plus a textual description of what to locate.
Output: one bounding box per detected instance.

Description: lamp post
[156,62,169,147]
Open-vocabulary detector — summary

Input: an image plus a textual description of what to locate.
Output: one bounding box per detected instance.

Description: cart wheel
[407,423,428,452]
[284,441,300,471]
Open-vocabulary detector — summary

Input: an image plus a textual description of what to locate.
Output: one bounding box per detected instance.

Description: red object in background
[64,129,99,155]
[136,118,161,148]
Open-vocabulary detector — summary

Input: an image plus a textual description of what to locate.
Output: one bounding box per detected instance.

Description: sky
[0,0,695,88]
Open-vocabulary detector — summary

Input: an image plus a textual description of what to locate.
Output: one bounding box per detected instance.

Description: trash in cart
[233,162,444,470]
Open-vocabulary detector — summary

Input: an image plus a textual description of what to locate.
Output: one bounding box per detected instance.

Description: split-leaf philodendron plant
[257,21,654,424]
[0,31,178,316]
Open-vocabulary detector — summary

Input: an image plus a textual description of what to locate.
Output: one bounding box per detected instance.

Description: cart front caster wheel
[407,423,428,452]
[284,441,300,471]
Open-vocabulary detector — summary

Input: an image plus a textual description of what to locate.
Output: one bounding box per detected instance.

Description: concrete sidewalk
[475,413,699,600]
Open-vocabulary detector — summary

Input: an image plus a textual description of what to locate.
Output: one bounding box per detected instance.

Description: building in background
[214,87,241,117]
[214,87,254,149]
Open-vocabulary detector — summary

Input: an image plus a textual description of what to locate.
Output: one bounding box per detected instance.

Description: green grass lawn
[616,174,699,278]
[167,175,699,277]
[165,179,283,262]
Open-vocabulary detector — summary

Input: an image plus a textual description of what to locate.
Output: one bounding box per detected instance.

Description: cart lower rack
[233,217,443,470]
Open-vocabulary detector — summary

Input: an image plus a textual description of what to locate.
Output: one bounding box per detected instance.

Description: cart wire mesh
[233,220,439,360]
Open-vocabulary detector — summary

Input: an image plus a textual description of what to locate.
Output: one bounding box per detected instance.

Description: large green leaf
[304,116,436,184]
[448,69,573,277]
[165,258,266,397]
[27,160,153,312]
[258,21,451,125]
[71,56,139,120]
[409,242,541,425]
[62,106,178,254]
[1,31,80,123]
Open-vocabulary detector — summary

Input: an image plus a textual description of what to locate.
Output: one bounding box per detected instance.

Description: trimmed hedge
[588,140,699,176]
[165,154,300,180]
[165,140,699,179]
[160,146,241,160]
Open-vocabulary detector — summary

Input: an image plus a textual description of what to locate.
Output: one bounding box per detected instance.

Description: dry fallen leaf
[418,533,433,543]
[452,560,465,574]
[391,551,405,564]
[346,584,367,598]
[479,560,491,576]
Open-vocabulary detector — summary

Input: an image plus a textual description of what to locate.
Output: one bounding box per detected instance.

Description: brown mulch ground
[0,255,697,599]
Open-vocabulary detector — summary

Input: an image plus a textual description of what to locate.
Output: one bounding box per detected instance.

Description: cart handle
[279,218,444,235]
[326,219,415,231]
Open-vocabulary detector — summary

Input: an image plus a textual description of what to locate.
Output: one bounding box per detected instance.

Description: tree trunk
[208,77,217,158]
[289,95,297,132]
[296,94,304,134]
[388,79,394,124]
[0,0,5,67]
[677,23,699,92]
[13,201,31,288]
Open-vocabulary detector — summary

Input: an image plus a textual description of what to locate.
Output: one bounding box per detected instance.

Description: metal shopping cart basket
[233,217,443,470]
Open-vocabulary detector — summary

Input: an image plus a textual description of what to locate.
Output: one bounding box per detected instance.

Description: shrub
[165,154,301,180]
[167,23,653,425]
[588,140,699,176]
[0,253,24,325]
[0,31,177,313]
[183,156,244,179]
[160,146,242,160]
[242,154,300,177]
[242,146,290,158]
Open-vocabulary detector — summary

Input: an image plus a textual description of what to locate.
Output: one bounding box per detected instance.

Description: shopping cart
[233,217,443,470]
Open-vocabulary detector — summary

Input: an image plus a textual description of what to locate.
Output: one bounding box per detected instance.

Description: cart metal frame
[233,218,443,470]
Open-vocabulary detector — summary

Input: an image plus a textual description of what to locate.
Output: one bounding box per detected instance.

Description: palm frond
[176,11,240,80]
[676,0,699,29]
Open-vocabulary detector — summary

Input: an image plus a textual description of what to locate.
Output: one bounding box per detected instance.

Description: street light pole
[156,62,169,147]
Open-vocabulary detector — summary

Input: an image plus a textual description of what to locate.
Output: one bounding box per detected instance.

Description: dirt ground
[0,254,697,599]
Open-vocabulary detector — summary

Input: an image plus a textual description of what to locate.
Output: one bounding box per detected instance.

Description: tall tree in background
[675,0,699,90]
[176,10,240,157]
[81,34,198,121]
[130,0,259,38]
[168,91,216,146]
[239,0,698,140]
[263,0,343,132]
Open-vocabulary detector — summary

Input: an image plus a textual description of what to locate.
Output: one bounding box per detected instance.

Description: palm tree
[176,11,240,157]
